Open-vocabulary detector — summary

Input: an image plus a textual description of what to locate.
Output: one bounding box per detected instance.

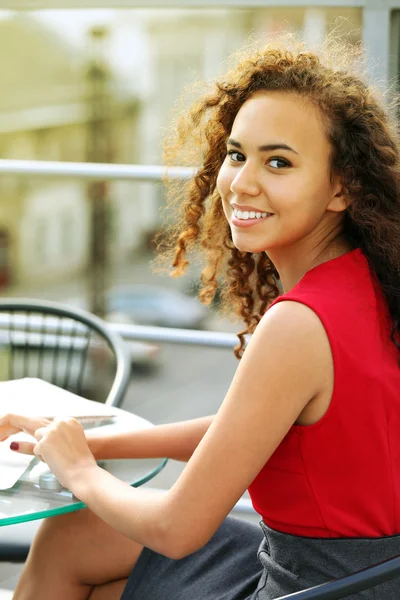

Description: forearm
[86,415,215,462]
[70,465,179,557]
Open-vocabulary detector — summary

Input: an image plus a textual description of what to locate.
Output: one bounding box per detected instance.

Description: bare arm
[85,415,215,462]
[11,301,331,559]
[0,414,214,463]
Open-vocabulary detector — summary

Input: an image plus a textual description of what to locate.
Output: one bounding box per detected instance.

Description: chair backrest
[0,298,131,407]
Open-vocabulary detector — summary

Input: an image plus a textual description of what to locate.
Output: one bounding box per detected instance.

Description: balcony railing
[0,159,195,182]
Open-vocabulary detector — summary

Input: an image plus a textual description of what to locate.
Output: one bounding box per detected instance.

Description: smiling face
[216,91,347,256]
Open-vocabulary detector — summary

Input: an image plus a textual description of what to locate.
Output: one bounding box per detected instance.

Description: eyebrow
[227,138,299,155]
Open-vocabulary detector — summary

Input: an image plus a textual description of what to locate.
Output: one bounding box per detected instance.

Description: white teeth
[233,208,271,220]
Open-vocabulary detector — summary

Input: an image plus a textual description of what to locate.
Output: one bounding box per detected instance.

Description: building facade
[1,2,400,287]
[0,14,140,287]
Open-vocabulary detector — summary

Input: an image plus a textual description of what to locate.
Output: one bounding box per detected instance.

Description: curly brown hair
[157,36,400,359]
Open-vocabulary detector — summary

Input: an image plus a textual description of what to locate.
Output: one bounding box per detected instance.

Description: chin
[232,239,270,254]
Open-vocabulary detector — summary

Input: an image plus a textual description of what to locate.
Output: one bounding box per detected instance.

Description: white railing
[110,323,240,349]
[0,312,239,349]
[0,159,195,182]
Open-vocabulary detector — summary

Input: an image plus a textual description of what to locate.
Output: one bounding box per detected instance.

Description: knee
[29,509,92,556]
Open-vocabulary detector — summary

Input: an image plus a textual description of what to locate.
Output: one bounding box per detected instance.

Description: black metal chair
[0,298,131,406]
[275,551,400,598]
[0,298,131,563]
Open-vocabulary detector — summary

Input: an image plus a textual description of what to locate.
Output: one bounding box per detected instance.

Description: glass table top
[0,409,167,527]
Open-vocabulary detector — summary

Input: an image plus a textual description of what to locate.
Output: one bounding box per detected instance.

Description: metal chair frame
[0,297,131,563]
[0,298,131,408]
[275,552,400,598]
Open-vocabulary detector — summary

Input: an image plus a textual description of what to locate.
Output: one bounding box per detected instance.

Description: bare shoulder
[240,299,332,399]
[257,299,328,342]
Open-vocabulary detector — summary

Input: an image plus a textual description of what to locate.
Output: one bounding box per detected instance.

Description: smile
[231,208,274,228]
[233,208,273,220]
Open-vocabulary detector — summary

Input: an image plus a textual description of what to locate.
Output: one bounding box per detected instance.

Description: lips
[233,208,272,220]
[231,203,272,213]
[231,211,273,228]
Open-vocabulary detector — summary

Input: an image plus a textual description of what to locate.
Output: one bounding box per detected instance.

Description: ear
[327,172,350,213]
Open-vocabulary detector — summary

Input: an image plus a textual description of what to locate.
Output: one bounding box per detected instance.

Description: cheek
[269,174,322,213]
[216,164,231,198]
[216,167,232,219]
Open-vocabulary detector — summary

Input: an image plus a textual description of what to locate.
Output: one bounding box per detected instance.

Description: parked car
[106,284,209,329]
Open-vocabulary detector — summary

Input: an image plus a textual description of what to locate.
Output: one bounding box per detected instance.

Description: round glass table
[0,408,167,527]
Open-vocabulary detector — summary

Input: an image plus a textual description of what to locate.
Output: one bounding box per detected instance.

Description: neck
[268,234,354,293]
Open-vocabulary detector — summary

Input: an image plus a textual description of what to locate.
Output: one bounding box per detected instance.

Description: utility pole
[86,26,113,318]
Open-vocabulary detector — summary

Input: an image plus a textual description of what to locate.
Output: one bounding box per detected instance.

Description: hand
[0,413,51,448]
[33,418,98,490]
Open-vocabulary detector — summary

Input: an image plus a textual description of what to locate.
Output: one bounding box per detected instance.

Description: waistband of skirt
[260,520,400,564]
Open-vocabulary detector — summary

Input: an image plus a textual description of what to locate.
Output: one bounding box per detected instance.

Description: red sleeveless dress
[248,248,400,538]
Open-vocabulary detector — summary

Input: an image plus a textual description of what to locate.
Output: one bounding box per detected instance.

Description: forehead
[231,91,329,155]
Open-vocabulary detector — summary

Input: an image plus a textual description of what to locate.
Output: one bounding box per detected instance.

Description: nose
[230,162,261,197]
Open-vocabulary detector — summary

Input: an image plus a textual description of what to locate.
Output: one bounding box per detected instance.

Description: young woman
[3,37,400,599]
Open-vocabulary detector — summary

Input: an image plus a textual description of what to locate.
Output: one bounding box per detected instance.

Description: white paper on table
[0,378,118,490]
[0,433,36,490]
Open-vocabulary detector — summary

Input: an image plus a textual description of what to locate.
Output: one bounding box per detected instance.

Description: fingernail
[10,442,19,451]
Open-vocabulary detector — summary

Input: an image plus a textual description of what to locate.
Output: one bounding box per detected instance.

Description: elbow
[149,495,212,560]
[166,539,201,561]
[154,519,205,560]
[164,541,202,561]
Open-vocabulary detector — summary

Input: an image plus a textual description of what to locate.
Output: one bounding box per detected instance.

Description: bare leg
[88,579,129,600]
[13,509,143,600]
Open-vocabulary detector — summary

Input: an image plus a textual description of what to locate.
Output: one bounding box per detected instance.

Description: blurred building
[0,14,139,287]
[0,4,396,289]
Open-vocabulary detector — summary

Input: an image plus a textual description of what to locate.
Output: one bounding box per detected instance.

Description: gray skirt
[121,517,400,599]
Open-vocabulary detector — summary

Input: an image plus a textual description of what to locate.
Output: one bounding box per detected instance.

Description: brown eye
[269,158,290,169]
[228,150,245,162]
